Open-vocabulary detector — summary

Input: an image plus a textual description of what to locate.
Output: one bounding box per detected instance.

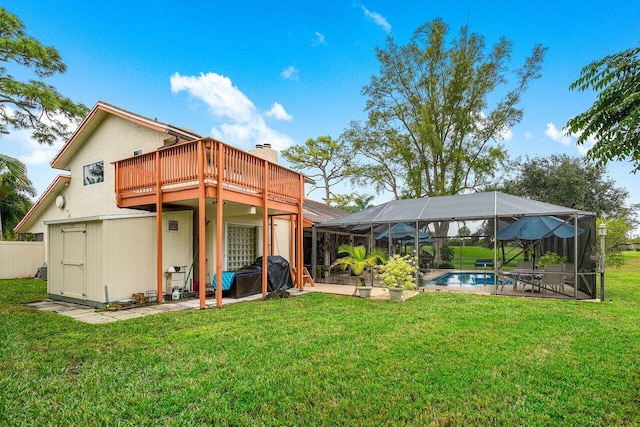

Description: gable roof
[303,199,348,225]
[50,101,201,171]
[14,175,71,234]
[317,192,593,230]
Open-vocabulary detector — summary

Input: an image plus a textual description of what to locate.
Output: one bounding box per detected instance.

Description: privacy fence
[0,241,45,279]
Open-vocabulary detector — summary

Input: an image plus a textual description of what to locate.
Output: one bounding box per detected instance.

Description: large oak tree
[344,18,546,248]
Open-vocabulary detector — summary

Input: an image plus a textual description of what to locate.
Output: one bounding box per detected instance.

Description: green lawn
[422,244,524,269]
[1,253,639,425]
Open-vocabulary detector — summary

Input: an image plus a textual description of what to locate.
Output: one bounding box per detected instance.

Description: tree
[344,18,545,257]
[566,45,640,173]
[498,154,635,221]
[346,18,545,200]
[281,136,352,201]
[599,217,632,267]
[0,7,88,144]
[0,154,34,240]
[328,192,375,213]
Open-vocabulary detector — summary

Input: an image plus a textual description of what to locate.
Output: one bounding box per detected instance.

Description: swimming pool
[425,272,496,286]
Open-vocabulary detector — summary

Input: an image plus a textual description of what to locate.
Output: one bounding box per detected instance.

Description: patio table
[511,269,543,292]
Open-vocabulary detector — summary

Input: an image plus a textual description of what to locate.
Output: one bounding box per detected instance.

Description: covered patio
[313,192,597,300]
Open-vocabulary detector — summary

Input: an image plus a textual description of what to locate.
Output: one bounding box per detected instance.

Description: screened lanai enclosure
[313,192,597,300]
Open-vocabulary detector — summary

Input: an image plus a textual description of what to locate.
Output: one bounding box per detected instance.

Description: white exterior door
[61,226,86,300]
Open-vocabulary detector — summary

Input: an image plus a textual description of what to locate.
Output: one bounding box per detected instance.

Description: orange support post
[155,152,163,303]
[289,214,295,270]
[197,140,207,309]
[297,175,304,290]
[216,144,224,308]
[262,160,269,297]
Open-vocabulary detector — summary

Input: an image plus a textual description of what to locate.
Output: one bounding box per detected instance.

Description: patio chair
[517,260,533,270]
[515,260,535,292]
[563,263,575,291]
[540,264,565,293]
[496,270,515,292]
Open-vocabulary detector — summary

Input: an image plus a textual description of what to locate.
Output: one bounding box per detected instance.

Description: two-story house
[15,101,307,308]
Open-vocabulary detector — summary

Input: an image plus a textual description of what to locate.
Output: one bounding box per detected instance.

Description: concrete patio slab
[25,283,405,324]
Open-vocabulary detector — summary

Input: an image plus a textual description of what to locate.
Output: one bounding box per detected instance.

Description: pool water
[425,272,496,286]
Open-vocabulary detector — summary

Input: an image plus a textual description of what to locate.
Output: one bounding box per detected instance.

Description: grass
[1,253,639,425]
[421,244,524,269]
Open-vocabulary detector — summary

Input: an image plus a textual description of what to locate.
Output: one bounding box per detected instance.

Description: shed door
[61,226,86,300]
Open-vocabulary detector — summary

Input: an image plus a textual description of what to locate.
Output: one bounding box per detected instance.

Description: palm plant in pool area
[331,244,387,288]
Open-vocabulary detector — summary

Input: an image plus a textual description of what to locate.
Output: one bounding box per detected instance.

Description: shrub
[537,251,567,268]
[437,262,455,269]
[440,244,455,262]
[376,254,418,290]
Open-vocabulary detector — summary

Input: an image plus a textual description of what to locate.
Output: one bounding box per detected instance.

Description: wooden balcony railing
[115,138,302,210]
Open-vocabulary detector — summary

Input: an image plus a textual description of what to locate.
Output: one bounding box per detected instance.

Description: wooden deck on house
[113,137,307,310]
[114,138,303,213]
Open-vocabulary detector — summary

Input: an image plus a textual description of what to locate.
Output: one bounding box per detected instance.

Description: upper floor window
[83,161,104,185]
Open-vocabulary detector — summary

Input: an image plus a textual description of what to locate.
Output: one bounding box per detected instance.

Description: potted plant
[376,254,418,301]
[331,244,387,298]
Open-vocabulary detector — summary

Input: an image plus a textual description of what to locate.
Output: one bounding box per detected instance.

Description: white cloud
[170,72,255,123]
[0,106,71,166]
[544,122,572,146]
[573,130,597,155]
[212,121,294,151]
[313,32,326,46]
[545,122,597,155]
[280,66,299,80]
[360,5,391,33]
[499,126,513,141]
[265,103,293,121]
[525,132,533,139]
[476,112,512,141]
[171,72,295,151]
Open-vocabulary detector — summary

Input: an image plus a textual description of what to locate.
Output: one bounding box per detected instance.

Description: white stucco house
[15,101,311,308]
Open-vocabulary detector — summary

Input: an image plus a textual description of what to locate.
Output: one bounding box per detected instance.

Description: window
[83,161,104,185]
[168,220,179,232]
[227,225,257,270]
[133,149,142,156]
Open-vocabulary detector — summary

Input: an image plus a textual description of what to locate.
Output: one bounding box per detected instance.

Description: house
[15,101,309,308]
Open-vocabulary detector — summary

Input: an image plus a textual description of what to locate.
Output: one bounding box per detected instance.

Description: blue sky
[2,1,639,225]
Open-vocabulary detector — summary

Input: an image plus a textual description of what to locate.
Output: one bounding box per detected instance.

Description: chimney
[249,143,278,164]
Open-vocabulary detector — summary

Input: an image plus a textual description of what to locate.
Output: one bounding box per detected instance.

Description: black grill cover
[253,256,294,292]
